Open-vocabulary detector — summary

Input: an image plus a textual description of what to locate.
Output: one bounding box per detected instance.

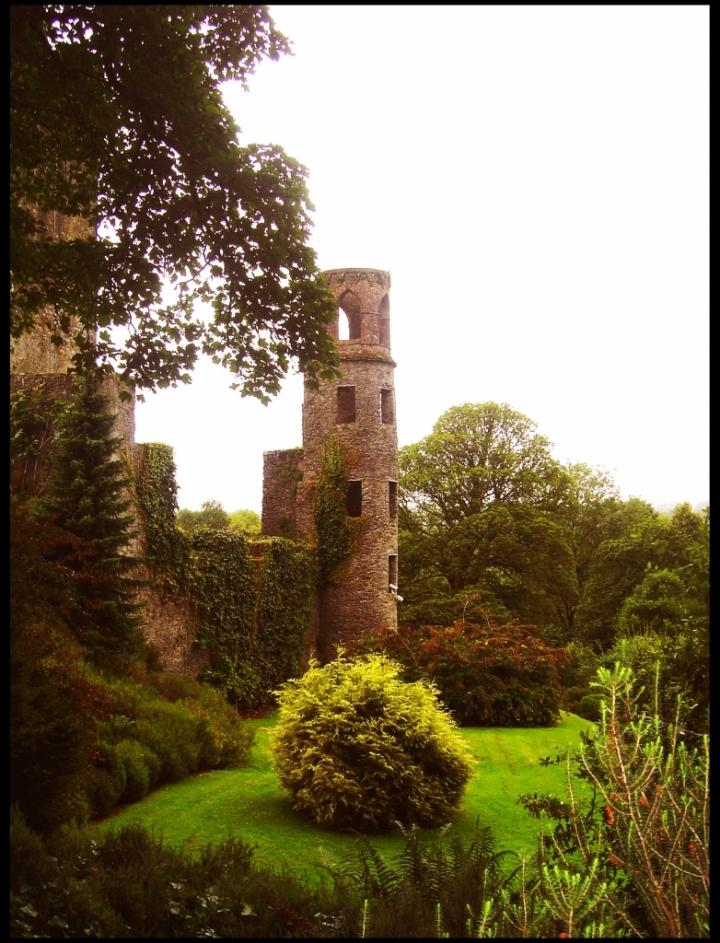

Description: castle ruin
[262,268,399,662]
[12,262,399,672]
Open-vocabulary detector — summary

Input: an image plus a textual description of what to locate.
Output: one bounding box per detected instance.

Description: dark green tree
[11,5,340,400]
[10,497,97,832]
[398,403,577,638]
[44,369,142,658]
[573,502,707,651]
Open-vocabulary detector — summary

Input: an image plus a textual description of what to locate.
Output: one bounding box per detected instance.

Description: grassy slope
[93,712,594,883]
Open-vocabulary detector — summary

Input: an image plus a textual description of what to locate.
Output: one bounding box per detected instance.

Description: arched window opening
[338,308,350,340]
[338,290,362,340]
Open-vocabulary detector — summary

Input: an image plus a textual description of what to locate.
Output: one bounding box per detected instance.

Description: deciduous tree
[11,5,339,400]
[398,403,576,638]
[177,499,230,534]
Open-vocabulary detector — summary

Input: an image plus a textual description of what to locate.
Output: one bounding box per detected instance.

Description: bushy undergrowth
[11,812,330,939]
[11,662,708,938]
[10,811,514,939]
[84,672,255,818]
[515,664,710,938]
[353,618,568,727]
[271,653,474,831]
[11,494,255,830]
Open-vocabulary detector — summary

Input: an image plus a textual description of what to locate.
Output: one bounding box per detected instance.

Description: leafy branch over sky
[11,5,340,400]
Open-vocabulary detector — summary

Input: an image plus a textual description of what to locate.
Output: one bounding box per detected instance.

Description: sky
[134,5,709,515]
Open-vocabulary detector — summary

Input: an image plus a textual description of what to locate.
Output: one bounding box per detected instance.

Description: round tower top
[322,269,392,349]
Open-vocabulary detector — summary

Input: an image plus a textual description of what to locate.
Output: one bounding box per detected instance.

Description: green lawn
[92,712,594,884]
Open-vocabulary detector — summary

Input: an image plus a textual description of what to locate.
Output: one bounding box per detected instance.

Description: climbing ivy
[187,531,256,703]
[132,443,187,584]
[253,539,316,691]
[188,533,316,710]
[133,447,316,709]
[314,435,363,585]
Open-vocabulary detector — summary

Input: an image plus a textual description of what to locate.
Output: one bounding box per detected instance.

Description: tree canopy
[397,404,709,655]
[11,5,340,400]
[177,499,230,534]
[398,403,577,635]
[399,403,570,526]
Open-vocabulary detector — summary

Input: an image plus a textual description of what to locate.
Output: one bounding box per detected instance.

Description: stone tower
[262,268,399,662]
[301,267,398,660]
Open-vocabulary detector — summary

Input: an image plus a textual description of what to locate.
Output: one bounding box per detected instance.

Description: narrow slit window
[337,386,356,423]
[388,481,397,520]
[379,294,390,348]
[346,480,362,517]
[381,388,395,424]
[388,554,398,591]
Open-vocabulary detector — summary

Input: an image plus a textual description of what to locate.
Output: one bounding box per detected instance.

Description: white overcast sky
[134,5,709,514]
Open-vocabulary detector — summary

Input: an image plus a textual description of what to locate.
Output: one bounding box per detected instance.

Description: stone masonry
[262,268,399,662]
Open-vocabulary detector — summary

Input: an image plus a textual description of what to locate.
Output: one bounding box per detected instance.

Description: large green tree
[398,403,577,637]
[11,5,339,400]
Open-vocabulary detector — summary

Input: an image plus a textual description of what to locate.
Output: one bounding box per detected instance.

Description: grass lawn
[92,711,594,884]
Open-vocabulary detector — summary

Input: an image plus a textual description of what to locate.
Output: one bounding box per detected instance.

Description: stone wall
[136,576,208,677]
[261,447,303,538]
[10,372,136,497]
[11,367,204,679]
[11,207,94,375]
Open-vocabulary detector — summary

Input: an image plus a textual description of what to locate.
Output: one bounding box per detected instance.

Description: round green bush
[115,739,151,803]
[271,653,475,831]
[87,742,126,817]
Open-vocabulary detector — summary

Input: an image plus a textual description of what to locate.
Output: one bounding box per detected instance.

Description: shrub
[151,673,255,769]
[271,653,474,832]
[354,618,568,727]
[132,700,202,782]
[515,663,710,938]
[114,739,151,803]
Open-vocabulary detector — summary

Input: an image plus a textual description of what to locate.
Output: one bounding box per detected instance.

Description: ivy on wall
[188,531,256,704]
[313,435,363,585]
[132,443,188,585]
[253,539,316,690]
[132,445,316,709]
[190,534,316,708]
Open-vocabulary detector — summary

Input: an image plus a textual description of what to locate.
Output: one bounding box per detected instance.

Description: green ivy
[133,451,316,709]
[188,531,256,704]
[132,444,185,583]
[314,435,363,585]
[252,538,317,691]
[189,533,316,709]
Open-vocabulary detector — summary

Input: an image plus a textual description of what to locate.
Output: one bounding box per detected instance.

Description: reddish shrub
[352,617,569,727]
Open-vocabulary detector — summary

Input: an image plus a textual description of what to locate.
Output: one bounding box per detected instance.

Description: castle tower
[294,268,398,662]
